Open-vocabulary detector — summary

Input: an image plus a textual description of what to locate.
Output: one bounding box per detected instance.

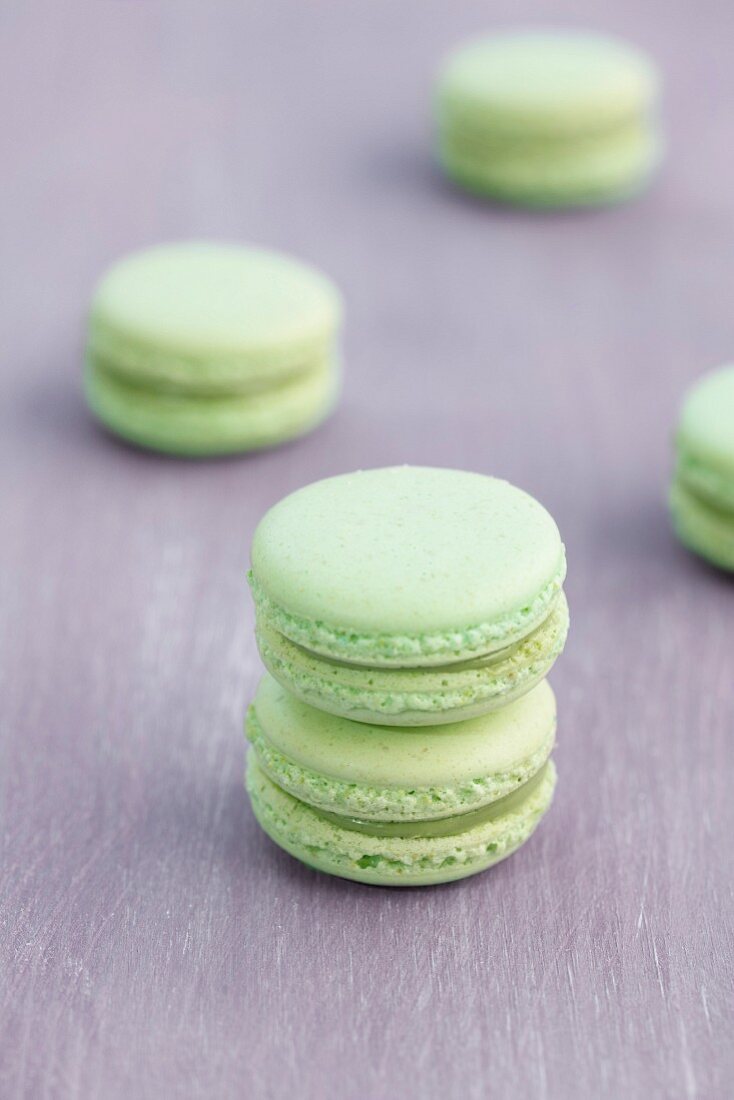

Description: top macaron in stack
[245,466,569,886]
[436,30,661,208]
[85,242,342,456]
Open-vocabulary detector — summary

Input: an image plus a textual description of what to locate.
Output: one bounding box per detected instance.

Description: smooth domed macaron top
[438,31,658,133]
[677,366,734,478]
[251,467,565,640]
[252,673,556,789]
[87,242,341,388]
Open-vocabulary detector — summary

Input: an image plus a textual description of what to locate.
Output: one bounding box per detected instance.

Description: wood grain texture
[1,2,732,1097]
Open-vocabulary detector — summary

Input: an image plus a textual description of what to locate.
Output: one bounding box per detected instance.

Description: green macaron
[249,467,568,725]
[436,30,661,207]
[246,673,557,887]
[670,366,734,570]
[84,242,342,455]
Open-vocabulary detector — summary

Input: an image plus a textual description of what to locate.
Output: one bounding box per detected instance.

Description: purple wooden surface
[1,2,733,1097]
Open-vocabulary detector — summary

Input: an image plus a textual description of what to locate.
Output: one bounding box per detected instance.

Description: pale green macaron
[436,30,661,207]
[246,673,557,886]
[671,366,734,570]
[249,467,568,725]
[85,242,342,455]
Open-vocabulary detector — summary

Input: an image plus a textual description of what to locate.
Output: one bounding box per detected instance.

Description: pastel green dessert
[249,467,568,725]
[246,673,557,886]
[436,31,661,207]
[84,242,342,455]
[670,366,734,570]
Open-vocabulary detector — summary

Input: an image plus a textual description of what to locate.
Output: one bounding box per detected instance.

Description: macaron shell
[250,467,566,664]
[247,673,556,821]
[438,32,658,135]
[88,242,342,391]
[255,592,569,725]
[247,710,554,823]
[85,355,338,456]
[440,125,659,207]
[246,758,556,887]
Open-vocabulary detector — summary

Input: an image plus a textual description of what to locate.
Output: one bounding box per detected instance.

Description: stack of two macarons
[245,466,569,886]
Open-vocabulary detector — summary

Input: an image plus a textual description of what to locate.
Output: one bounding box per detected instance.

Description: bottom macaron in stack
[246,674,557,887]
[245,466,569,887]
[670,366,734,570]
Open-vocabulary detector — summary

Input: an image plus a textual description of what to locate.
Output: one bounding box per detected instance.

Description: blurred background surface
[1,3,732,1098]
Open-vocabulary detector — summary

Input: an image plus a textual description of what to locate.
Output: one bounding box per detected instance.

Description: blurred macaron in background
[84,241,343,456]
[670,366,734,570]
[435,29,662,207]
